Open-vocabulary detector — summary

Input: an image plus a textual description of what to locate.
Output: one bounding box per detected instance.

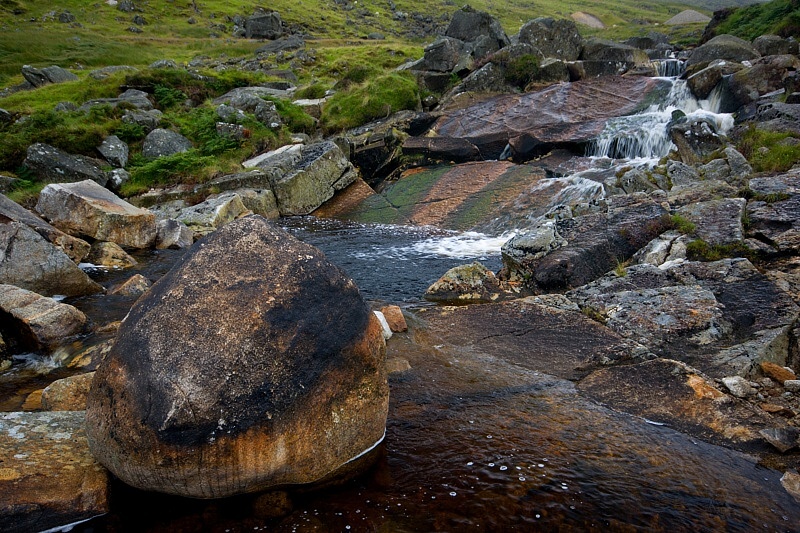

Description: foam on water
[401,231,516,259]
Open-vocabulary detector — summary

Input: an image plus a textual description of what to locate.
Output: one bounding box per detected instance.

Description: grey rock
[155,219,194,249]
[245,11,283,39]
[149,59,179,69]
[686,34,761,68]
[632,230,688,267]
[177,192,251,235]
[80,88,153,113]
[117,0,137,12]
[141,128,193,159]
[722,375,755,398]
[132,14,146,25]
[418,37,466,72]
[669,119,725,165]
[212,87,281,126]
[726,55,800,112]
[88,65,138,80]
[85,241,137,269]
[107,168,131,192]
[518,18,583,61]
[23,143,108,186]
[0,284,87,353]
[669,179,738,209]
[53,101,77,112]
[97,135,128,168]
[255,35,305,54]
[36,180,157,249]
[785,380,800,393]
[759,427,800,453]
[580,38,650,64]
[121,109,162,132]
[234,189,280,219]
[0,108,12,125]
[425,261,519,303]
[445,5,508,54]
[677,198,746,246]
[0,223,101,297]
[752,35,799,57]
[686,60,744,100]
[21,65,78,88]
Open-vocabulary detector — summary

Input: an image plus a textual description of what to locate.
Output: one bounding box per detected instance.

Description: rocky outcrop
[0,222,102,297]
[20,65,78,88]
[0,411,109,533]
[725,54,800,113]
[22,143,108,187]
[212,87,282,127]
[141,129,193,159]
[746,169,800,253]
[155,218,194,249]
[430,76,670,160]
[36,180,157,249]
[80,88,154,113]
[445,5,509,54]
[517,18,584,61]
[0,284,87,353]
[752,34,799,57]
[501,194,670,292]
[85,216,388,498]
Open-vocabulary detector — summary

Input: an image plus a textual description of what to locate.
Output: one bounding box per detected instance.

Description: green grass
[670,213,696,235]
[736,125,800,173]
[712,0,800,41]
[685,239,755,262]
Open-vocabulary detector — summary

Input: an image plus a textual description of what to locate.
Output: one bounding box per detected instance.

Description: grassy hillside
[709,0,800,40]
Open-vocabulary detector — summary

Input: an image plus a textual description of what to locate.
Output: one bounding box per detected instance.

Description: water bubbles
[486,435,492,439]
[538,464,545,468]
[467,461,474,466]
[488,463,495,467]
[499,466,508,471]
[450,491,457,497]
[519,476,526,481]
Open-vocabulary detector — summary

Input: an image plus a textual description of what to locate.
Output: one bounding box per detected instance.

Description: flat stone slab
[0,411,108,533]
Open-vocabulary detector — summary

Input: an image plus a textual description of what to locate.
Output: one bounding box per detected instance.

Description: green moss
[501,54,540,89]
[321,72,419,133]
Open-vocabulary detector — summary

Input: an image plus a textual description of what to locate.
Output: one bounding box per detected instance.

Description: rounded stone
[85,215,388,498]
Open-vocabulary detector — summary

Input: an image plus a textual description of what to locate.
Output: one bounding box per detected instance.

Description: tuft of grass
[121,150,217,196]
[264,97,317,135]
[738,187,792,204]
[685,239,754,262]
[502,54,541,90]
[321,72,420,133]
[581,306,607,324]
[670,214,696,235]
[736,125,800,173]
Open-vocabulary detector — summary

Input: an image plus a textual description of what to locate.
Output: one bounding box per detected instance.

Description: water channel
[16,69,800,530]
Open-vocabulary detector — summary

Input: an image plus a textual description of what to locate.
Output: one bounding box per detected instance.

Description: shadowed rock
[23,143,108,187]
[517,18,583,61]
[85,216,388,498]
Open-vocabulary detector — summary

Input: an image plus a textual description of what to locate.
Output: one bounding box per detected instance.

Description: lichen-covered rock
[676,198,746,246]
[425,261,518,303]
[0,222,102,297]
[35,180,157,249]
[0,411,109,533]
[0,284,87,353]
[97,135,129,168]
[746,169,800,253]
[141,128,193,159]
[685,34,760,68]
[85,216,388,498]
[176,192,251,235]
[41,372,95,410]
[22,143,108,186]
[518,17,583,61]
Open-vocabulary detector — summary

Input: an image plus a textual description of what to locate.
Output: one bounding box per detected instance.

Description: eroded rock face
[36,180,157,249]
[0,411,109,533]
[85,216,388,498]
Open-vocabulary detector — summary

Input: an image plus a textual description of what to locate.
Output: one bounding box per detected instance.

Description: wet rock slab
[0,411,109,533]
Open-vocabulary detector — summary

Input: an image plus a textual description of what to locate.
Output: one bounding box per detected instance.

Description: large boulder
[35,180,157,249]
[0,222,102,297]
[245,11,283,39]
[725,55,800,112]
[20,65,78,88]
[0,411,109,533]
[686,34,760,69]
[445,5,509,54]
[0,193,90,262]
[85,216,389,498]
[176,192,251,235]
[0,284,88,353]
[580,38,650,64]
[517,18,584,61]
[23,143,108,186]
[752,34,799,57]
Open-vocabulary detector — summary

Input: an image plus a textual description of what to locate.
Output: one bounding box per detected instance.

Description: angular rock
[155,218,194,249]
[502,194,670,292]
[0,411,109,533]
[417,37,466,72]
[686,34,760,68]
[108,168,131,192]
[785,380,800,393]
[425,261,517,303]
[212,87,282,127]
[0,222,102,297]
[402,136,481,163]
[80,88,154,113]
[676,198,746,246]
[121,108,163,132]
[727,55,800,112]
[445,5,508,53]
[761,361,796,383]
[271,141,358,216]
[41,372,95,410]
[746,169,800,252]
[782,471,800,503]
[141,128,193,159]
[580,38,650,64]
[245,11,283,39]
[0,193,90,262]
[88,65,138,80]
[109,273,151,297]
[0,284,87,353]
[23,143,108,186]
[235,189,280,219]
[669,119,726,165]
[36,180,157,249]
[85,216,389,497]
[97,135,129,168]
[85,241,138,268]
[21,65,78,88]
[687,60,743,100]
[722,375,755,398]
[177,192,251,234]
[380,305,407,333]
[518,18,583,61]
[632,230,689,267]
[759,427,800,453]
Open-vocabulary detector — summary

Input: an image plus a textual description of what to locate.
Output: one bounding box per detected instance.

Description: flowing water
[16,71,800,531]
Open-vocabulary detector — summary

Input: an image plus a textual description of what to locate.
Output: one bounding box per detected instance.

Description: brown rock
[761,361,797,383]
[86,241,138,268]
[21,389,43,411]
[110,273,151,297]
[41,372,95,410]
[0,411,109,533]
[380,305,408,333]
[386,357,411,374]
[85,216,388,498]
[782,471,800,503]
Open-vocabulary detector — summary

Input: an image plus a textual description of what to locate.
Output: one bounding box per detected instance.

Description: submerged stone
[85,216,388,498]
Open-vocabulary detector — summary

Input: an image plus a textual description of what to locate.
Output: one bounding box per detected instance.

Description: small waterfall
[652,59,685,78]
[587,78,734,160]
